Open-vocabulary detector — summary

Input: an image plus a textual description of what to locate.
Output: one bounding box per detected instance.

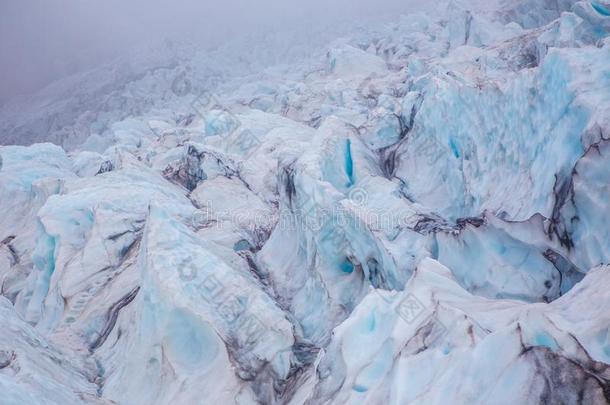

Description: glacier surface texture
[1,0,610,404]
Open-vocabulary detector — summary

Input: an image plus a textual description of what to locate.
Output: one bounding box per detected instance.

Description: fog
[0,0,420,105]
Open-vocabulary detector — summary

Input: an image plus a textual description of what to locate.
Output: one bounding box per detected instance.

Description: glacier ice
[1,0,610,404]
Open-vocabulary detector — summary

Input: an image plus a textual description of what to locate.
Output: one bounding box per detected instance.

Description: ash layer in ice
[1,1,610,404]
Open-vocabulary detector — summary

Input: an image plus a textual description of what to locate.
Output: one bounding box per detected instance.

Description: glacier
[1,0,610,404]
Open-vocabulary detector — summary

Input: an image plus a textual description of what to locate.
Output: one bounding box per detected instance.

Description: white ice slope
[1,0,610,404]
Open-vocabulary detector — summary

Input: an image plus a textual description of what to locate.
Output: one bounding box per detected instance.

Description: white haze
[0,0,425,105]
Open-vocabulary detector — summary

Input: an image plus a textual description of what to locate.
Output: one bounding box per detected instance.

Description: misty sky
[0,0,418,105]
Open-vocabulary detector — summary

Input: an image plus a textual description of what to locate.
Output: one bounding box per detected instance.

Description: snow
[0,0,610,403]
